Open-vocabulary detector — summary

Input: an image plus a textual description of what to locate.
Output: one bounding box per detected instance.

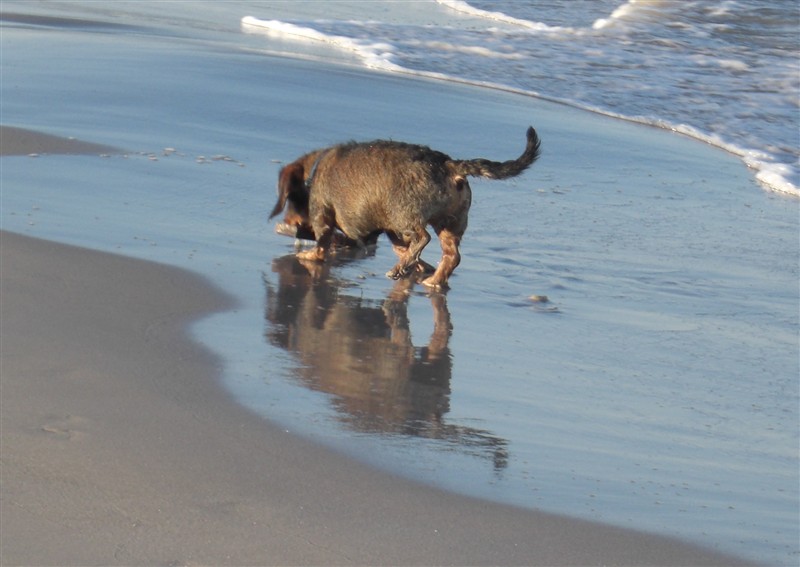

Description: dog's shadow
[264,254,509,471]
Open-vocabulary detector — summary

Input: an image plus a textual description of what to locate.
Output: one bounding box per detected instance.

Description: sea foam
[434,0,570,32]
[241,16,401,72]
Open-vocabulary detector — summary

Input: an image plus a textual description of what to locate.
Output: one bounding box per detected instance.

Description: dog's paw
[297,247,325,262]
[386,262,418,280]
[275,222,298,238]
[421,276,447,290]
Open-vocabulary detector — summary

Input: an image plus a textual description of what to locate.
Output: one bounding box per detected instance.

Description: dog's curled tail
[450,126,541,180]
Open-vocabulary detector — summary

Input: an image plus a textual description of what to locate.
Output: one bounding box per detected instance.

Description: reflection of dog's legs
[384,279,414,346]
[386,278,414,303]
[428,293,452,357]
[295,256,328,280]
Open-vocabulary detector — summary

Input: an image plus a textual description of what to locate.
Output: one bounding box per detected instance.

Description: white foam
[748,158,800,197]
[434,0,569,32]
[565,114,800,197]
[241,16,402,72]
[406,39,523,60]
[692,53,751,72]
[707,1,741,18]
[669,124,800,197]
[241,16,525,87]
[593,0,642,30]
[716,58,750,72]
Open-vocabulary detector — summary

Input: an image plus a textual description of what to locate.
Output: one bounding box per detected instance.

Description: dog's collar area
[305,150,328,190]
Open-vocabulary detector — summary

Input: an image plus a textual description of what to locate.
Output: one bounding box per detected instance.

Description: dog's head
[270,157,315,238]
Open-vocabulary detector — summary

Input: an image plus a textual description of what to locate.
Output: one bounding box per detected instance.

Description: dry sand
[0,123,752,567]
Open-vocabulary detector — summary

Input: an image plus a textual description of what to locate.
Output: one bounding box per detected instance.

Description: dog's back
[310,141,459,237]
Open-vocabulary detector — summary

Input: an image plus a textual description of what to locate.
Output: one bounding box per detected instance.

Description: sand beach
[1,3,797,564]
[1,225,750,565]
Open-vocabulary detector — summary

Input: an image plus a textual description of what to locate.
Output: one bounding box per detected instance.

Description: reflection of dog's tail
[449,126,541,180]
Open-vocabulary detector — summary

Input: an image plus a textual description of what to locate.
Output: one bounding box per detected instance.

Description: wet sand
[0,129,752,566]
[0,125,120,156]
[0,230,753,566]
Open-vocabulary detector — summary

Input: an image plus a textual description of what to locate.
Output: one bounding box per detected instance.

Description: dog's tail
[449,126,541,180]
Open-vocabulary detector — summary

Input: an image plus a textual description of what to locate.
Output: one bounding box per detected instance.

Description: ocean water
[1,1,798,564]
[8,0,796,195]
[240,0,800,197]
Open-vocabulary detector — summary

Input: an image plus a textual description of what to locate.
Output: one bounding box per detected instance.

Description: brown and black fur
[270,126,541,289]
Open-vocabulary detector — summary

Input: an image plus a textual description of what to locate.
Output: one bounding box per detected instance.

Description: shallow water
[1,3,798,564]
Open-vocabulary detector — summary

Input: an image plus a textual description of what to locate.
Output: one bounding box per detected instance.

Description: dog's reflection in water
[264,254,508,471]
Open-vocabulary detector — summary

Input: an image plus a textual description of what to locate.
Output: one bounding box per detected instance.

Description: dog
[270,126,541,289]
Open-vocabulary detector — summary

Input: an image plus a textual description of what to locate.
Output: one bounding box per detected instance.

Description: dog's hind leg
[386,227,431,280]
[386,232,413,279]
[422,228,461,289]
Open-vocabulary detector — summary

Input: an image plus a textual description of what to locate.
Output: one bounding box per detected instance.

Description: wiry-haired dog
[270,126,541,289]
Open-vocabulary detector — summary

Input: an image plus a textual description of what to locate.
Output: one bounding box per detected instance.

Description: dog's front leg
[422,229,461,289]
[296,228,330,262]
[297,208,334,262]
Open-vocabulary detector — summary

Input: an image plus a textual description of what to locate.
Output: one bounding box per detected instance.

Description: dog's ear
[270,162,305,219]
